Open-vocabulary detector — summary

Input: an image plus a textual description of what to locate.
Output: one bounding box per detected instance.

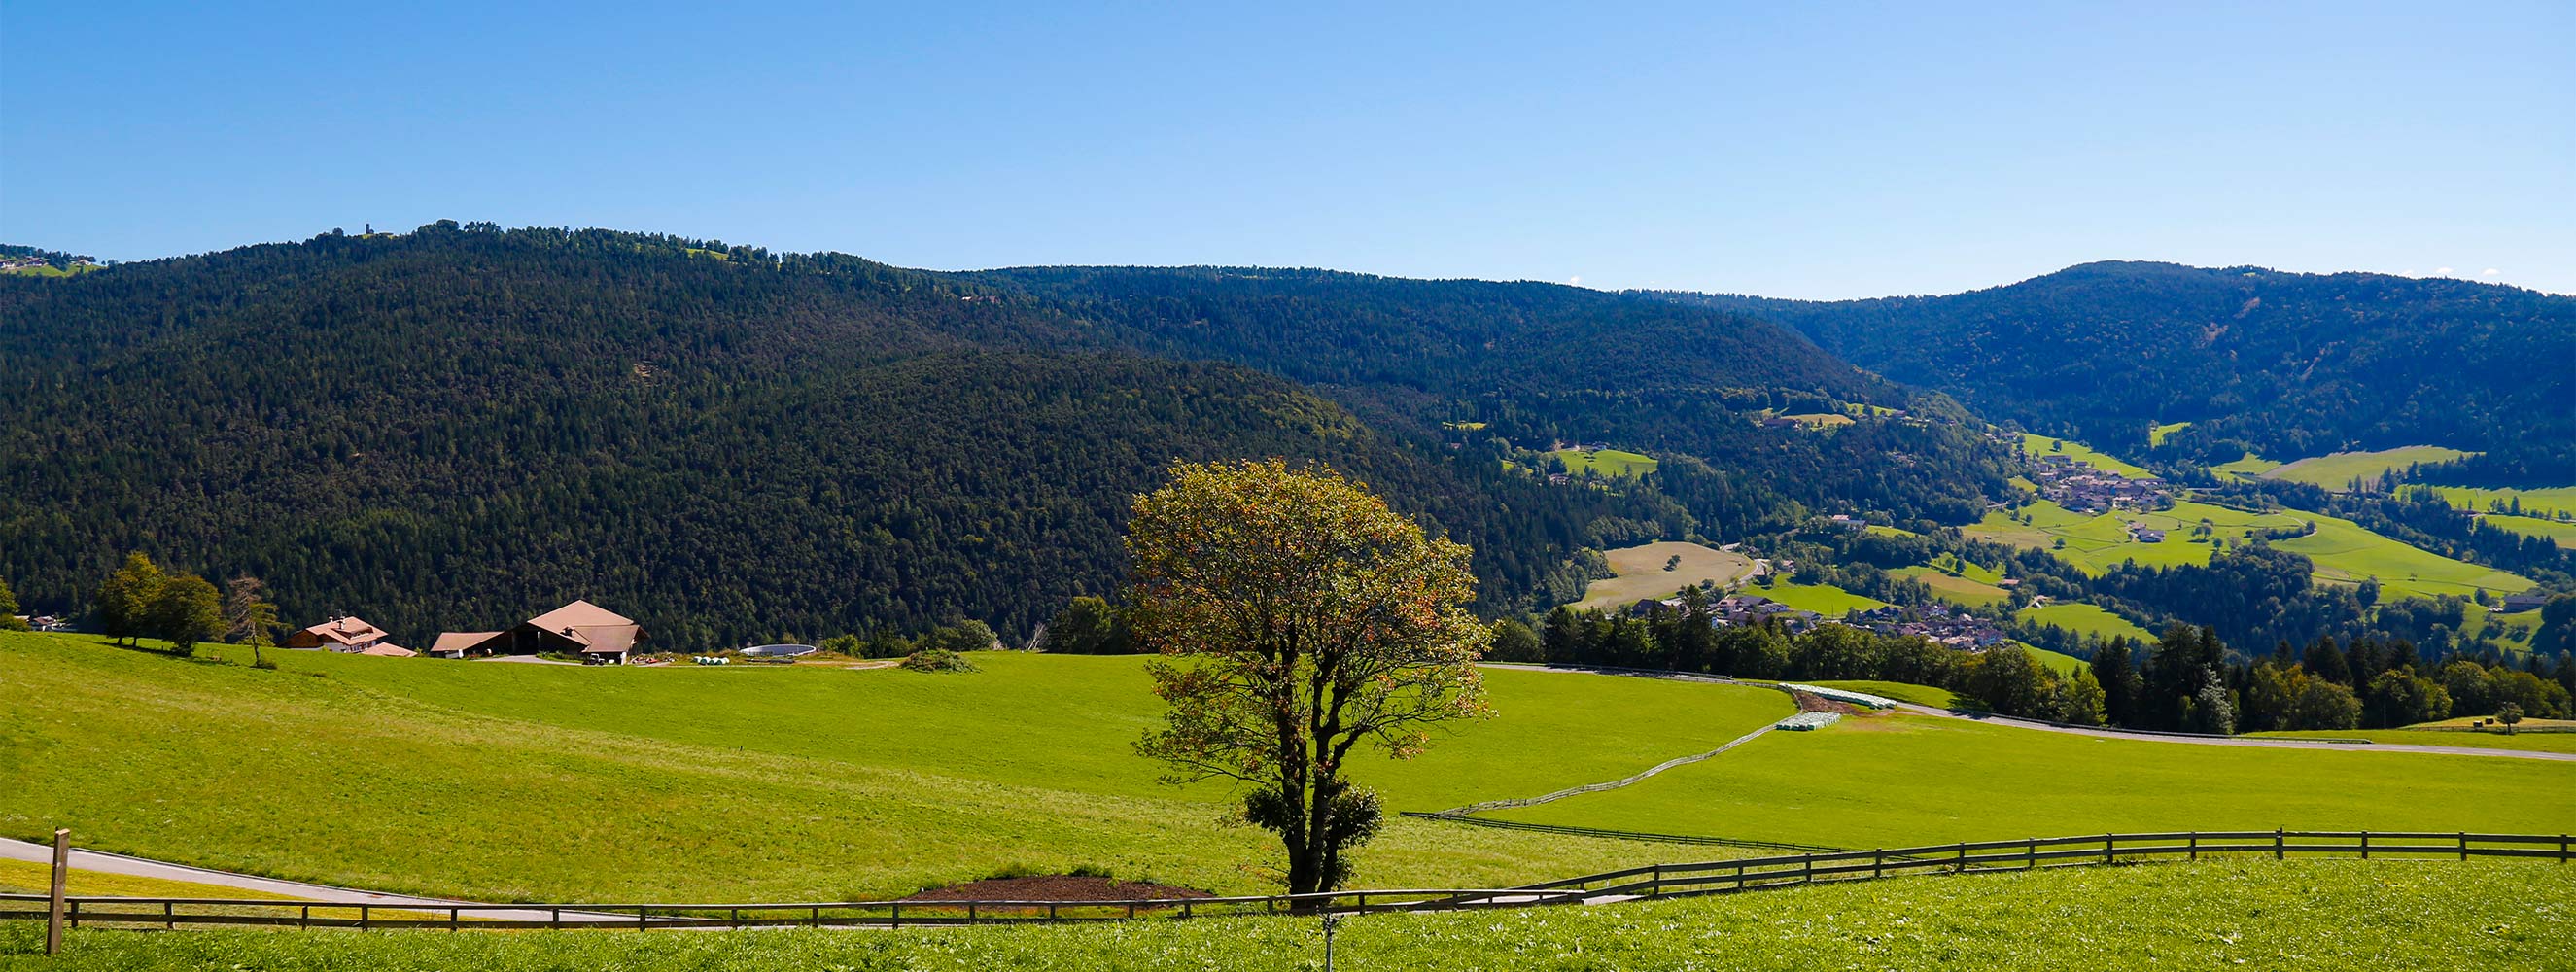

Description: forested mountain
[0,223,2005,647]
[1658,262,2576,479]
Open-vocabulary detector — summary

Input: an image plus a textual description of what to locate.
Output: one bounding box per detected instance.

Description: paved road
[0,838,630,921]
[1483,663,2576,762]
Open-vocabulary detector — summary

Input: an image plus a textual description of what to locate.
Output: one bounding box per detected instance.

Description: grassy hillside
[2414,484,2576,520]
[2017,432,2154,478]
[2244,729,2576,754]
[2476,513,2576,550]
[0,632,1793,901]
[2019,602,2158,643]
[2210,452,2282,479]
[1751,580,1889,614]
[1967,499,2534,601]
[1568,540,1755,609]
[1548,447,1658,477]
[17,860,2568,971]
[1492,711,2576,849]
[2264,445,2479,490]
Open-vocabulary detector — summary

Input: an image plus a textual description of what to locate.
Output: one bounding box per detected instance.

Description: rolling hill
[0,224,2021,646]
[1658,261,2576,480]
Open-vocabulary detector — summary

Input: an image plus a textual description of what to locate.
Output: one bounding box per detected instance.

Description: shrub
[900,648,979,674]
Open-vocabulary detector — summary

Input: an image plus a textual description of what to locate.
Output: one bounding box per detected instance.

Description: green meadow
[2210,451,2281,479]
[1491,711,2576,849]
[12,860,2567,972]
[1569,540,1757,609]
[2149,420,2190,446]
[1967,499,2533,602]
[2017,432,2152,477]
[1776,411,1854,428]
[2263,445,2478,490]
[2018,602,2158,643]
[0,632,1795,902]
[1892,552,2010,607]
[1750,580,1889,614]
[1548,447,1657,476]
[2411,484,2576,520]
[2245,729,2576,755]
[2476,513,2576,549]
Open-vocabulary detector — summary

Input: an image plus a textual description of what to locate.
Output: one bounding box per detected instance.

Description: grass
[2018,602,2158,644]
[2149,420,2191,446]
[2410,484,2576,520]
[1862,523,1920,538]
[2210,451,2280,480]
[2263,446,2479,491]
[0,860,305,900]
[2018,432,2153,478]
[1808,679,1957,708]
[1747,580,1889,615]
[2476,513,2576,549]
[1548,447,1657,476]
[1891,553,2010,607]
[1492,712,2576,849]
[13,860,2567,971]
[2243,729,2576,754]
[1776,411,1854,428]
[1568,541,1757,610]
[2022,644,2087,676]
[1966,499,2534,602]
[0,631,1794,903]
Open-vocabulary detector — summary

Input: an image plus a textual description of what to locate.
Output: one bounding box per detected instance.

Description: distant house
[2498,593,2551,614]
[284,616,410,655]
[432,600,646,664]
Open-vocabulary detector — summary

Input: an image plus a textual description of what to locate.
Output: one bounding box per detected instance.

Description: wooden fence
[5,830,2566,933]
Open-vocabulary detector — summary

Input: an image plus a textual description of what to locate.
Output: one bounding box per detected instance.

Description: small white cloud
[1568,275,1583,286]
[2481,268,2500,277]
[2434,266,2455,275]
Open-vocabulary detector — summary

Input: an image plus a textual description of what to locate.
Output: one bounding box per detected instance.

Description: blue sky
[5,2,2568,297]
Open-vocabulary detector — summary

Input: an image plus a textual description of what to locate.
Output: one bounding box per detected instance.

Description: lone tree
[224,576,282,668]
[94,552,167,646]
[1127,459,1490,895]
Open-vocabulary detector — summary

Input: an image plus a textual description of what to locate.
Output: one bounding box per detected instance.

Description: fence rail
[5,830,2566,933]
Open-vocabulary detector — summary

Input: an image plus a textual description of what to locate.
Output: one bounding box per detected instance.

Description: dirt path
[0,839,633,922]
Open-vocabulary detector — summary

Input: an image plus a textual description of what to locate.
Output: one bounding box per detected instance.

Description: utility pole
[46,828,69,955]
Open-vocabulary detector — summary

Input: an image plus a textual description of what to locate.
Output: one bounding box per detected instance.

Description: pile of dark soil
[902,875,1213,902]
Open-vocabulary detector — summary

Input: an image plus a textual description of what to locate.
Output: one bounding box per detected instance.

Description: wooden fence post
[1872,850,1883,880]
[1736,861,1747,891]
[2102,835,2112,866]
[2458,832,2467,861]
[551,908,561,930]
[890,903,900,930]
[2188,832,2198,861]
[45,827,67,955]
[1956,843,1967,872]
[636,907,646,931]
[2275,829,2284,860]
[360,905,371,931]
[451,906,461,931]
[2026,838,2036,870]
[2360,832,2370,860]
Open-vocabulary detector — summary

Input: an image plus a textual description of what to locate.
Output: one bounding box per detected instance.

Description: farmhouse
[431,600,647,664]
[283,615,413,656]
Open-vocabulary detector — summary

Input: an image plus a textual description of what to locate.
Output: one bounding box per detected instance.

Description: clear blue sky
[5,2,2569,297]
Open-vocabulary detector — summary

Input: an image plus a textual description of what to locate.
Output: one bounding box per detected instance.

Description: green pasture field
[2410,484,2576,520]
[2017,432,2153,478]
[1749,580,1889,615]
[1491,711,2576,849]
[1777,411,1854,428]
[1890,567,2008,607]
[2022,645,2086,676]
[2244,728,2576,754]
[1862,523,1919,538]
[2476,512,2576,549]
[2263,446,2479,491]
[1549,447,1657,476]
[1966,499,2534,601]
[0,632,1794,902]
[2210,452,2280,479]
[1569,540,1757,609]
[2149,420,2190,446]
[12,860,2566,971]
[1808,679,1958,709]
[2017,602,2158,644]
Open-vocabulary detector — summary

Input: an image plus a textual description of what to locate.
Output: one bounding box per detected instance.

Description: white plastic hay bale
[1775,712,1842,731]
[1780,683,1897,710]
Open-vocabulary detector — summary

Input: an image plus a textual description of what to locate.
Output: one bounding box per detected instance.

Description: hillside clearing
[1747,580,1889,615]
[2149,421,2190,446]
[1548,447,1657,476]
[1966,499,2534,602]
[2474,512,2576,549]
[2017,432,2153,478]
[2410,484,2576,520]
[1568,541,1758,609]
[2210,452,2281,479]
[2018,602,2158,643]
[2264,446,2479,491]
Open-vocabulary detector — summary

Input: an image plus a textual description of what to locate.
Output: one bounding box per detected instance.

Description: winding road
[0,839,630,922]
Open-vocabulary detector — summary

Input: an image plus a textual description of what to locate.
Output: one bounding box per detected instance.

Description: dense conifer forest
[0,223,1997,647]
[1659,261,2576,478]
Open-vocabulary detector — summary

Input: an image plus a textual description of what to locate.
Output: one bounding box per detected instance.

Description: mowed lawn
[0,632,1793,902]
[2245,729,2576,755]
[1967,499,2533,601]
[2263,445,2478,491]
[1569,540,1757,609]
[1891,553,2009,607]
[16,861,2569,972]
[2018,602,2158,643]
[1493,712,2576,849]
